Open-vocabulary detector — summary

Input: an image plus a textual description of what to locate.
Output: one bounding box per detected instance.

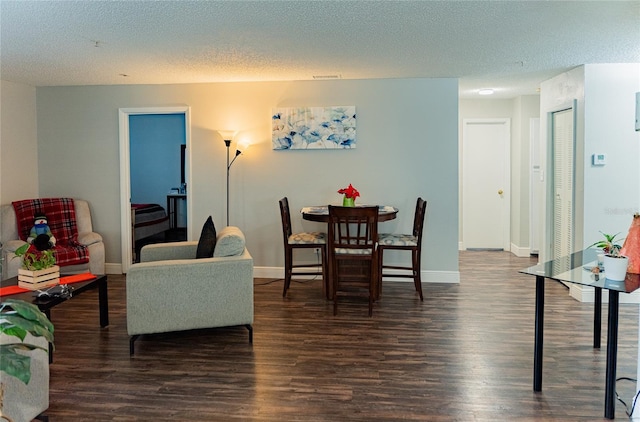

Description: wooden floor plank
[40,251,639,420]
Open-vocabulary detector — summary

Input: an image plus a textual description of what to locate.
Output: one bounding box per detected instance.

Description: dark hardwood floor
[42,251,640,421]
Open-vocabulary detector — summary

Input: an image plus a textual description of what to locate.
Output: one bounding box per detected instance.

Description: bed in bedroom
[131,203,170,242]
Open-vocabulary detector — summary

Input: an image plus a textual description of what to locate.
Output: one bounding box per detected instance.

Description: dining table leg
[604,290,620,419]
[534,275,545,392]
[594,287,602,349]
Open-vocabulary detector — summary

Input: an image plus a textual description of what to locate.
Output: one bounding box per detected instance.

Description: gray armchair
[126,226,254,355]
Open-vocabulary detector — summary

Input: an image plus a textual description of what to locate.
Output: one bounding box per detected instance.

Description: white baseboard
[459,241,532,258]
[510,243,531,258]
[105,263,122,274]
[569,283,640,304]
[111,262,460,284]
[253,266,460,284]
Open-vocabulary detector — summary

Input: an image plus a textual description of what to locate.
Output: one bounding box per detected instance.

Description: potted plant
[589,232,629,281]
[338,183,360,207]
[13,244,59,290]
[0,299,54,421]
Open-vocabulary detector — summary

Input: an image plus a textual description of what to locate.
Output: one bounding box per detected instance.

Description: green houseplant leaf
[0,344,39,384]
[0,299,54,385]
[13,245,56,271]
[589,231,624,258]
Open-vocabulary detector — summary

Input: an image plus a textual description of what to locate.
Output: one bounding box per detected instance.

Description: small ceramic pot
[603,255,629,281]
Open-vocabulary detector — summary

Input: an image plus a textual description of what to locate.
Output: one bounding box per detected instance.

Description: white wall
[0,80,39,205]
[539,64,640,263]
[32,78,460,279]
[583,64,640,243]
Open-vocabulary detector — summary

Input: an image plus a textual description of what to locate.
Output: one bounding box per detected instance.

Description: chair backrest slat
[328,206,379,252]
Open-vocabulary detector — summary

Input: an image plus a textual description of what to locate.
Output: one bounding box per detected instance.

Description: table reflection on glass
[520,249,640,419]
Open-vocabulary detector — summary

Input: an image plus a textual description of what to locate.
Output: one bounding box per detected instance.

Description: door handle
[498,189,504,195]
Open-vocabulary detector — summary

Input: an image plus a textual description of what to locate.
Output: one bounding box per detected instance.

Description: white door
[462,119,511,250]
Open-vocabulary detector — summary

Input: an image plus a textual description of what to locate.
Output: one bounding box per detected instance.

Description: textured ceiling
[1,1,638,99]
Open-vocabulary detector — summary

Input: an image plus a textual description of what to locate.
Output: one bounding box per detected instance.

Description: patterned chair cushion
[378,233,418,247]
[335,247,373,255]
[288,232,326,245]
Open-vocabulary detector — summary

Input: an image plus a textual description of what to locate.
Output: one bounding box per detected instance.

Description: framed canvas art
[272,106,356,150]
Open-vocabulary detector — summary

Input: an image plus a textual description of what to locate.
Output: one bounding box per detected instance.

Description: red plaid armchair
[1,198,105,279]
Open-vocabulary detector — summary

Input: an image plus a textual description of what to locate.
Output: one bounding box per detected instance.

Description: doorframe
[543,100,577,262]
[118,106,192,273]
[461,118,511,251]
[529,117,541,254]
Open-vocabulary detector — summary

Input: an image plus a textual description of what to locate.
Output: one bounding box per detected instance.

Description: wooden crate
[18,265,60,290]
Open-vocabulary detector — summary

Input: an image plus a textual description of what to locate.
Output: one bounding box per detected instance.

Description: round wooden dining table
[300,204,398,302]
[300,205,398,223]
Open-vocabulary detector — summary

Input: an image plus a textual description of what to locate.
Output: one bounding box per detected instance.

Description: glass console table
[520,249,640,419]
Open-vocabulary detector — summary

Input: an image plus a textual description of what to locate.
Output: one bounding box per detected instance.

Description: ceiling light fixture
[478,89,495,96]
[312,75,342,80]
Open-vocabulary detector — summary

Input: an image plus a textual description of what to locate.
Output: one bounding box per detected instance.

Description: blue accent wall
[129,113,186,225]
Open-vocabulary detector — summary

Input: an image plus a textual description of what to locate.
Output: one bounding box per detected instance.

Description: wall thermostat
[592,153,606,166]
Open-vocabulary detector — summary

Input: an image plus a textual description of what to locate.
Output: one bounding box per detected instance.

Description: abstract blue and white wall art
[272,106,356,150]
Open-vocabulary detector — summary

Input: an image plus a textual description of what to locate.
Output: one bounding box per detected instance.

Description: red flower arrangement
[338,184,360,199]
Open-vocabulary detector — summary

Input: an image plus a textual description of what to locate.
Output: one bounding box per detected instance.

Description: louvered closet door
[552,108,575,259]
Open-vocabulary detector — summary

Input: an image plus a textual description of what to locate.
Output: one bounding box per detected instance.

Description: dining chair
[279,197,328,298]
[377,197,427,301]
[327,205,379,316]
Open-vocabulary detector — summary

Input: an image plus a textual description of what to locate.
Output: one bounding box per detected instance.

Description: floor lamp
[225,139,242,226]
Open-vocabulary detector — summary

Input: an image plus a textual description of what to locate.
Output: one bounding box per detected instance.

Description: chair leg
[283,249,292,297]
[413,249,424,301]
[377,248,384,300]
[369,279,374,317]
[322,247,331,300]
[129,335,140,355]
[245,324,253,343]
[333,268,338,316]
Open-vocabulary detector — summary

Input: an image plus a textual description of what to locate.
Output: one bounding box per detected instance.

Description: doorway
[461,118,511,250]
[130,113,187,260]
[118,106,192,273]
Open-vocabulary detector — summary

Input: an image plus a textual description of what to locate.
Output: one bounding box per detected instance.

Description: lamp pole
[225,139,242,227]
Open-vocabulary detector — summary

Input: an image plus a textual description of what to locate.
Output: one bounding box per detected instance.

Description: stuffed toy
[27,213,56,250]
